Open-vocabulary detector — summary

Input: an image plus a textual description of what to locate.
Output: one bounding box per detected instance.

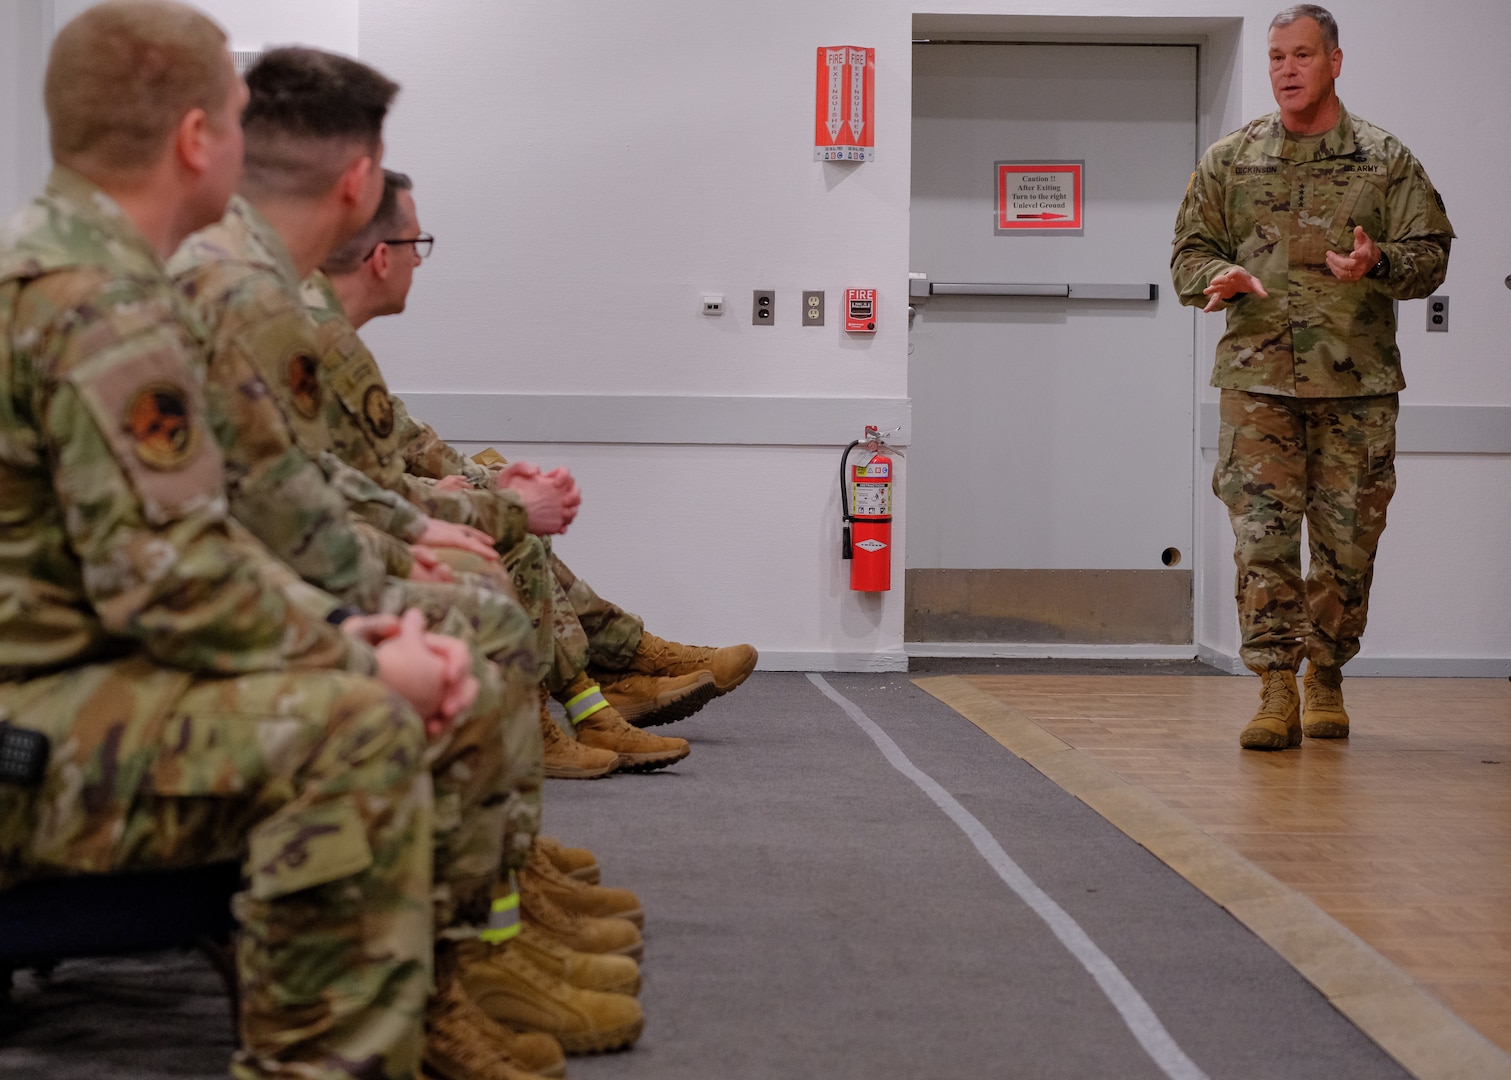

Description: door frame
[907,13,1246,663]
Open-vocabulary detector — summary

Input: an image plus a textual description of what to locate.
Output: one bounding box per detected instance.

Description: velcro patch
[72,332,223,524]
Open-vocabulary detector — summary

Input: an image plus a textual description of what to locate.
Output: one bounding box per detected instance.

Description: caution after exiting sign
[995,161,1084,235]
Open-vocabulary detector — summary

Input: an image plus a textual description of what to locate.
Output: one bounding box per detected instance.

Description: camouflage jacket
[0,168,372,684]
[301,271,527,544]
[1171,106,1453,397]
[170,197,428,596]
[395,394,498,487]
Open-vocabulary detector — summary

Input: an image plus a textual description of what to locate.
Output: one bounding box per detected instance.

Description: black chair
[0,862,243,1027]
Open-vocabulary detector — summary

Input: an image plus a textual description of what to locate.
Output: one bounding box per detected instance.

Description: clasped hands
[342,608,478,739]
[432,460,582,535]
[1203,226,1380,311]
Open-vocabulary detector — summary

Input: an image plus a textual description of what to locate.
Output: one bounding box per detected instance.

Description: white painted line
[808,673,1212,1080]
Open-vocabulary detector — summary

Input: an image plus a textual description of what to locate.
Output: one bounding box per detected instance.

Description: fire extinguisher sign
[815,46,875,162]
[995,161,1084,235]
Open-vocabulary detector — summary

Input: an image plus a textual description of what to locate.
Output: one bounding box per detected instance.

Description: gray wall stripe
[1199,402,1511,454]
[807,674,1211,1080]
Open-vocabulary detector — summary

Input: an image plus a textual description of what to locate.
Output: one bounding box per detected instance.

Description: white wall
[3,0,1505,671]
[359,0,916,669]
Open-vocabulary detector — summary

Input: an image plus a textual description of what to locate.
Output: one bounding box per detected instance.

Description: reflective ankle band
[564,685,610,725]
[480,890,520,944]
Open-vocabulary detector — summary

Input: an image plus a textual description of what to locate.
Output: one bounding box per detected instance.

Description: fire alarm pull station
[845,288,877,333]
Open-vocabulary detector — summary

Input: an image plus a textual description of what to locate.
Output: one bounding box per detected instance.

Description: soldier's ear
[175,108,213,176]
[369,241,392,280]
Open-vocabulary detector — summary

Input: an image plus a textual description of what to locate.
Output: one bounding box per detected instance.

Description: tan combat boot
[426,946,565,1079]
[1239,669,1303,750]
[457,938,644,1055]
[522,839,644,927]
[556,673,690,773]
[624,631,758,694]
[521,868,645,961]
[595,669,718,728]
[537,834,600,884]
[1302,664,1350,738]
[517,924,641,996]
[538,690,619,780]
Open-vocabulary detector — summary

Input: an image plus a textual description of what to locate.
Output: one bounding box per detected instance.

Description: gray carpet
[0,670,1413,1080]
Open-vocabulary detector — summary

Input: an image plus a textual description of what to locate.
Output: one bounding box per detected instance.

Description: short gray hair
[323,169,413,275]
[1270,5,1338,51]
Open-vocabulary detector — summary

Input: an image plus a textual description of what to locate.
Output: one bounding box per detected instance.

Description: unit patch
[127,382,199,470]
[287,352,322,418]
[362,385,394,438]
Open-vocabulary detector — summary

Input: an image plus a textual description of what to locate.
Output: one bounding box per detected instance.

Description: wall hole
[1161,547,1182,567]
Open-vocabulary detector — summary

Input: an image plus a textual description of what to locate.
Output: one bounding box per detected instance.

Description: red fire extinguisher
[841,426,893,592]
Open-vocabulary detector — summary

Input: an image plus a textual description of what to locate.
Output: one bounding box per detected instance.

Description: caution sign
[815,46,875,162]
[995,161,1084,235]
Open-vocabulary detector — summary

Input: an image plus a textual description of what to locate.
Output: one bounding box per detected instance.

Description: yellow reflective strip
[564,686,610,724]
[479,923,521,944]
[491,893,520,914]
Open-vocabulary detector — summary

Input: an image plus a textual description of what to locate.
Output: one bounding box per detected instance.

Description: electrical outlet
[702,294,724,316]
[752,290,775,326]
[1426,294,1449,332]
[802,290,825,326]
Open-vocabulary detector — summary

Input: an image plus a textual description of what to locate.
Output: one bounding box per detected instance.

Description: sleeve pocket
[247,793,374,901]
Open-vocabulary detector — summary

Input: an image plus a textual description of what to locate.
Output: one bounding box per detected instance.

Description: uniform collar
[0,166,165,283]
[1258,104,1358,163]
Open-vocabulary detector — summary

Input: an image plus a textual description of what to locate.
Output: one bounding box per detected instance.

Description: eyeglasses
[365,232,434,261]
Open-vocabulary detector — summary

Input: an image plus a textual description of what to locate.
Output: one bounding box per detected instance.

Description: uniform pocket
[247,793,373,901]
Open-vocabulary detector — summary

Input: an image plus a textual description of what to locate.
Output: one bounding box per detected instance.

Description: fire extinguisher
[840,426,893,592]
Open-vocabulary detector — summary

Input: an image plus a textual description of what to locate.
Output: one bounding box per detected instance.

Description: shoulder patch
[362,384,394,438]
[127,382,200,469]
[286,350,323,418]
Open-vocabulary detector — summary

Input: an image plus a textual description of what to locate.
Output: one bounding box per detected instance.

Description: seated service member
[1171,4,1452,749]
[310,172,758,772]
[0,5,476,1079]
[167,47,643,1067]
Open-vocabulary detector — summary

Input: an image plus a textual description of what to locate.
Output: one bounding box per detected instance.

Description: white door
[908,42,1197,645]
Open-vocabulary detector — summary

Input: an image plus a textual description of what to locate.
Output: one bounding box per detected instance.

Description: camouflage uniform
[1172,107,1452,671]
[0,167,435,1080]
[168,200,541,874]
[300,278,644,685]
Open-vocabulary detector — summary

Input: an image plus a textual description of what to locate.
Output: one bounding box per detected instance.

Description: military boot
[457,938,644,1055]
[521,867,644,961]
[595,670,718,728]
[522,839,644,927]
[556,673,690,773]
[1239,669,1303,750]
[427,945,565,1080]
[537,834,600,884]
[539,690,619,780]
[624,631,757,695]
[1302,664,1350,738]
[518,924,641,996]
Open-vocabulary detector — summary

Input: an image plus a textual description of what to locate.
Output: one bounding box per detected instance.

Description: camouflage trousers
[445,536,645,689]
[377,573,542,875]
[1214,389,1398,672]
[0,660,435,1080]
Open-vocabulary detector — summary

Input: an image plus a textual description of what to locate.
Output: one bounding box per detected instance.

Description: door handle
[909,275,1157,301]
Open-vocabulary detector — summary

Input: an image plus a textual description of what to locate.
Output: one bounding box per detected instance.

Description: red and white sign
[844,288,877,332]
[995,161,1084,234]
[815,46,875,162]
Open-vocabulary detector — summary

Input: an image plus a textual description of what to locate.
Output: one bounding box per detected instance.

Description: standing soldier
[1171,4,1453,749]
[0,5,478,1079]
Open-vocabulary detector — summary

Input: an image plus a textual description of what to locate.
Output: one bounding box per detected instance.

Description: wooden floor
[945,675,1511,1061]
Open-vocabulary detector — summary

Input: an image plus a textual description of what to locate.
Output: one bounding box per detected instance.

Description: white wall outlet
[703,294,724,316]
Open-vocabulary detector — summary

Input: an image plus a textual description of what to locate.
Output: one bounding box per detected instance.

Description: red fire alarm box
[845,288,877,332]
[815,47,875,162]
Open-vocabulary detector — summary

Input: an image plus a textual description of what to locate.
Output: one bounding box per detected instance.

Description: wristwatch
[1366,251,1391,279]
